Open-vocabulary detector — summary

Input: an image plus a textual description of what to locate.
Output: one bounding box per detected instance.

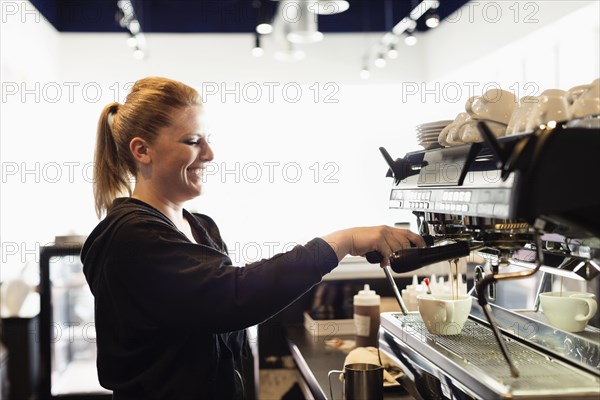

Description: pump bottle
[353,284,381,348]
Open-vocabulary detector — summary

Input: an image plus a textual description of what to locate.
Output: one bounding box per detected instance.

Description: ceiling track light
[254,0,274,34]
[312,0,350,15]
[267,0,349,62]
[404,30,417,46]
[387,43,399,59]
[425,10,440,28]
[374,53,386,68]
[359,67,370,80]
[256,22,273,34]
[362,1,443,73]
[284,0,324,44]
[424,0,440,28]
[359,55,371,79]
[252,33,265,57]
[116,0,146,60]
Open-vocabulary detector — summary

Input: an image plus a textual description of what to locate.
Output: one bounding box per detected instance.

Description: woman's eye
[184,134,208,146]
[185,137,205,145]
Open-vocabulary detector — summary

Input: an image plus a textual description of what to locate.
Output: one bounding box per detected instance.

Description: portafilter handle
[364,235,435,264]
[389,242,471,272]
[364,240,469,273]
[364,240,470,316]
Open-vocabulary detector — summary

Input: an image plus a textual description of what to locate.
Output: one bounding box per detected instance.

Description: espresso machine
[371,123,600,399]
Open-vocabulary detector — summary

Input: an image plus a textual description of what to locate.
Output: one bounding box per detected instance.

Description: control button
[442,192,449,201]
[389,200,401,209]
[462,204,468,212]
[465,191,472,202]
[493,190,508,203]
[480,190,492,202]
[477,203,494,216]
[424,192,431,201]
[493,204,509,218]
[452,192,460,201]
[458,192,465,202]
[391,190,402,200]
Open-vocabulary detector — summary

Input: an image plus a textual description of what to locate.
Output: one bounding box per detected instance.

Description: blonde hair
[94,77,200,218]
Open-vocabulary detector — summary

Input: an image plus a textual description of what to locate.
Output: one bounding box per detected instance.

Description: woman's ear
[130,137,151,164]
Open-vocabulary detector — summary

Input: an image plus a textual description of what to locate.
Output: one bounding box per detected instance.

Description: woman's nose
[200,140,214,162]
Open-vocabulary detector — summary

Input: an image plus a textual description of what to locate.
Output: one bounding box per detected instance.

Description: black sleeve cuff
[304,237,340,277]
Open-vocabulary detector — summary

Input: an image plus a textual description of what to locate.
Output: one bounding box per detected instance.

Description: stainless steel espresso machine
[372,123,600,399]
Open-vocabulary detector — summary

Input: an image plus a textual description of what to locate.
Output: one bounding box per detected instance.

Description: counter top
[285,324,414,400]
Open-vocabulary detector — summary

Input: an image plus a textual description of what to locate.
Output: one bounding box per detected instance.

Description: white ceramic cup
[525,90,571,132]
[567,84,593,104]
[465,88,518,125]
[438,124,452,147]
[445,112,471,146]
[417,294,472,335]
[459,118,506,142]
[583,78,600,100]
[506,96,539,135]
[570,97,600,119]
[540,291,598,332]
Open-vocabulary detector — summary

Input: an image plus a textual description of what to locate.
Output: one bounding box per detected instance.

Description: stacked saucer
[416,120,453,149]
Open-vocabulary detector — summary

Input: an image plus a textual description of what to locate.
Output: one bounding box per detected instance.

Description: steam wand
[382,265,409,315]
[475,229,545,378]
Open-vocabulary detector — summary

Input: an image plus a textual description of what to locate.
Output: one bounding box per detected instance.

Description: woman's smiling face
[145,105,213,203]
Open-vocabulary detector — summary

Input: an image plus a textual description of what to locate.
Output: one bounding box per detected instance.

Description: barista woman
[81,76,425,399]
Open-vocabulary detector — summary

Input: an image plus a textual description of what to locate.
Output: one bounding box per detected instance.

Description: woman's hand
[321,225,426,267]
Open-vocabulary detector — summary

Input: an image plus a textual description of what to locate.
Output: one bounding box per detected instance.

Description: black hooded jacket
[81,197,339,399]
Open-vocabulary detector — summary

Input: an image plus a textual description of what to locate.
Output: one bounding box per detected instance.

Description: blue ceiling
[29,0,470,33]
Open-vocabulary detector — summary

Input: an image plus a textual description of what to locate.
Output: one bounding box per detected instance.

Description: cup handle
[575,299,598,323]
[328,370,344,400]
[465,96,477,116]
[445,301,455,323]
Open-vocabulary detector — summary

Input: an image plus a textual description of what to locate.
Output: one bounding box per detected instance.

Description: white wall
[1,1,599,280]
[1,0,62,281]
[419,0,600,118]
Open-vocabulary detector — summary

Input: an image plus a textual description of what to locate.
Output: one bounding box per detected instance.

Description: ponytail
[93,102,132,218]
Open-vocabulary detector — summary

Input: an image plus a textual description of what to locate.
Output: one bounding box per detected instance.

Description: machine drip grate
[392,313,599,391]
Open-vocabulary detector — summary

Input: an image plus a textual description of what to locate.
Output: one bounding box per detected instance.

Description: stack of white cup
[506,78,600,135]
[439,88,517,146]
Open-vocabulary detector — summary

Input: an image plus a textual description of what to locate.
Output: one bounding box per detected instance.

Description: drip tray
[380,312,600,399]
